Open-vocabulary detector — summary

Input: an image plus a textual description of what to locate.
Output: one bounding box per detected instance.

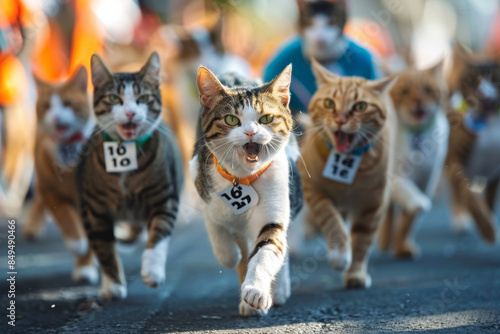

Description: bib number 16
[104,142,138,173]
[217,184,259,215]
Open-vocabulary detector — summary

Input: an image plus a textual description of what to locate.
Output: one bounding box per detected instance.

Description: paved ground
[0,195,499,334]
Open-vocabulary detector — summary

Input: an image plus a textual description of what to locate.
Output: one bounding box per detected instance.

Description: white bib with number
[322,150,362,184]
[103,142,138,173]
[217,184,259,215]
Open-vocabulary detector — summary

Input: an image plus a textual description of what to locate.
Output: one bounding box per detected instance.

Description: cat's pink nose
[125,111,135,120]
[335,115,346,126]
[244,131,256,138]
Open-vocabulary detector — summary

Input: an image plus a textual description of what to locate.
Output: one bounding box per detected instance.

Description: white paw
[101,274,127,300]
[451,213,473,234]
[272,282,290,306]
[327,248,352,272]
[65,238,88,256]
[343,271,372,289]
[409,194,432,213]
[239,300,268,317]
[241,283,273,312]
[141,240,168,288]
[72,265,99,284]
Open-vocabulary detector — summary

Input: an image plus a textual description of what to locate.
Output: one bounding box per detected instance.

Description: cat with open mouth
[190,65,302,316]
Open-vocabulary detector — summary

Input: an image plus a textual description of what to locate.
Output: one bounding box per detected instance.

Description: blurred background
[1,0,499,216]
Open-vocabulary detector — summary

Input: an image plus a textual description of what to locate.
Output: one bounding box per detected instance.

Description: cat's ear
[366,75,398,94]
[69,65,88,92]
[90,54,113,88]
[267,64,292,108]
[197,66,227,110]
[311,58,338,86]
[140,52,161,86]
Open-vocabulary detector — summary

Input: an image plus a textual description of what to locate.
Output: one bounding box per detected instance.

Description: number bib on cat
[322,151,362,184]
[103,142,138,172]
[217,184,259,215]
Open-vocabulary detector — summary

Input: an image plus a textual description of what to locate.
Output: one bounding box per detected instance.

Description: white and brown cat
[190,65,302,316]
[23,66,97,283]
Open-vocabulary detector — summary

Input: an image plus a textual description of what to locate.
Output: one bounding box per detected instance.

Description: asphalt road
[0,194,499,334]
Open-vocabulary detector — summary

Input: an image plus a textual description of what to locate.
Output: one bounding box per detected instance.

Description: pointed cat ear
[197,66,227,109]
[140,52,161,86]
[366,76,398,94]
[267,64,292,108]
[311,57,339,86]
[90,54,113,88]
[69,66,88,92]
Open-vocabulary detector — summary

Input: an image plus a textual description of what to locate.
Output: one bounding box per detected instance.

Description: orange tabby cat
[379,64,449,258]
[299,59,397,288]
[22,67,97,283]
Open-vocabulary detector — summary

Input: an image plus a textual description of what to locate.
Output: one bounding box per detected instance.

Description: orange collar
[214,156,272,186]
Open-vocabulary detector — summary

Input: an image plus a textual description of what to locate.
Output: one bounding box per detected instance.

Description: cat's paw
[65,238,88,256]
[272,279,290,306]
[73,265,99,284]
[395,240,421,259]
[239,300,268,317]
[409,193,432,213]
[241,284,272,312]
[327,248,352,272]
[343,271,372,289]
[141,250,166,288]
[451,212,473,234]
[100,275,127,300]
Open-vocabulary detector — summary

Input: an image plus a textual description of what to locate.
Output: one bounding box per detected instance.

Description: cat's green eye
[137,95,149,104]
[259,115,274,124]
[109,95,121,105]
[353,102,368,112]
[225,115,240,126]
[324,98,335,109]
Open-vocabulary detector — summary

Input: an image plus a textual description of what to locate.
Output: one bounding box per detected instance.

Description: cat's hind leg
[205,216,241,268]
[271,251,290,306]
[22,190,46,241]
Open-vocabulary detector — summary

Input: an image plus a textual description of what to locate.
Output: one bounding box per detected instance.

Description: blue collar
[464,112,487,133]
[324,140,372,156]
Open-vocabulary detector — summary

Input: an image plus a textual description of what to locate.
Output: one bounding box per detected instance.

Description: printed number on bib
[322,151,362,184]
[217,184,259,215]
[104,142,138,173]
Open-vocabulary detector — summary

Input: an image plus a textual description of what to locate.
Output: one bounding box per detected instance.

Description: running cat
[190,65,302,316]
[299,59,396,288]
[379,63,449,258]
[78,52,183,299]
[23,66,98,283]
[445,46,499,242]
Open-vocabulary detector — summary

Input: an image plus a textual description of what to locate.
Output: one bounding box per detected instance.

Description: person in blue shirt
[264,0,379,115]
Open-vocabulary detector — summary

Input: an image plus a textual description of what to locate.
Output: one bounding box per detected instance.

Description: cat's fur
[190,65,302,316]
[298,59,396,288]
[23,67,98,283]
[444,46,499,242]
[379,64,450,258]
[297,0,348,62]
[77,52,183,299]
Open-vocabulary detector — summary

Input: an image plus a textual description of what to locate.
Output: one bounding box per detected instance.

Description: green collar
[404,114,437,134]
[102,131,152,148]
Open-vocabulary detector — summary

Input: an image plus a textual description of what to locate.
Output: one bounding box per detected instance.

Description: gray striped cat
[190,65,302,316]
[77,52,183,299]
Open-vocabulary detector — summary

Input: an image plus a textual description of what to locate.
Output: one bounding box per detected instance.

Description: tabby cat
[299,59,396,288]
[77,52,183,299]
[445,46,499,242]
[190,65,302,316]
[379,64,449,258]
[23,66,97,283]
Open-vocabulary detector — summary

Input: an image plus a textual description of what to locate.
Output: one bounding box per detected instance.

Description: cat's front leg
[241,223,287,312]
[82,208,126,299]
[204,216,241,268]
[304,188,351,271]
[142,212,176,288]
[344,207,385,289]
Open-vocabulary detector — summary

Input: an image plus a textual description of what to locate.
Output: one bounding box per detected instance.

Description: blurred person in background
[263,0,379,116]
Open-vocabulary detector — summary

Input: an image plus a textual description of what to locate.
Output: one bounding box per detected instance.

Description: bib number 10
[104,142,138,173]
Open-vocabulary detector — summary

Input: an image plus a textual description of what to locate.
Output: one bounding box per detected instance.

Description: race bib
[322,151,362,184]
[103,142,138,173]
[217,184,259,215]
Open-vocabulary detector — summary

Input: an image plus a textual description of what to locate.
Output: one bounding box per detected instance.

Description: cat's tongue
[334,132,354,153]
[243,142,261,162]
